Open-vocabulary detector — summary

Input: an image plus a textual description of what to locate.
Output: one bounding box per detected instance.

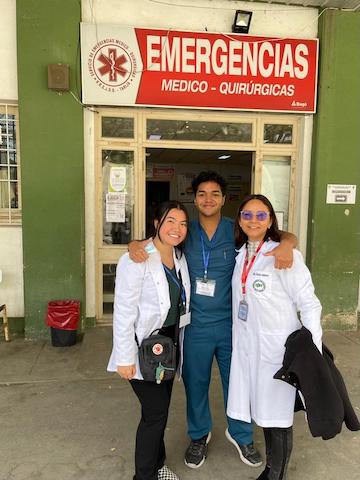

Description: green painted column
[17,0,85,338]
[309,10,360,329]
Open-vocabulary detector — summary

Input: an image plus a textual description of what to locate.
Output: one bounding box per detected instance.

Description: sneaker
[184,432,212,469]
[225,428,262,467]
[158,465,179,480]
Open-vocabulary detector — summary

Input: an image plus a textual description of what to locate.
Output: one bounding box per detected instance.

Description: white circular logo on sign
[88,39,137,92]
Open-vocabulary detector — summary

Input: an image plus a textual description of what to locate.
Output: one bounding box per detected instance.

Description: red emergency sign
[81,24,319,113]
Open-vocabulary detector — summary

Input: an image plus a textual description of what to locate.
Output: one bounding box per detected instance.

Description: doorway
[93,108,300,322]
[145,148,253,224]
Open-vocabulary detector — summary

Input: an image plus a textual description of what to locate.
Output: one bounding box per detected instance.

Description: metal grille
[0,104,21,225]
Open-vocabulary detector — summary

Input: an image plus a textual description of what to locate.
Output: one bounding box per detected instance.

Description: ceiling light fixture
[218,154,231,161]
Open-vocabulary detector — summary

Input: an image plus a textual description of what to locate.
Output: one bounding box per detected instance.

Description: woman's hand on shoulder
[117,364,136,380]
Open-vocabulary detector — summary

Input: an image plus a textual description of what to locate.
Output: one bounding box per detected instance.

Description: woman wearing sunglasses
[227,194,322,480]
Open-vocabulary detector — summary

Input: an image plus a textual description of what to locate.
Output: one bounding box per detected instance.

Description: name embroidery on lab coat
[251,271,271,293]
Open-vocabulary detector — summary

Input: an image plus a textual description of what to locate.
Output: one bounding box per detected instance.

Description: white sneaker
[158,465,180,480]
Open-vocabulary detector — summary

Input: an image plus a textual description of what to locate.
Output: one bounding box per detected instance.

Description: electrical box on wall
[47,63,70,91]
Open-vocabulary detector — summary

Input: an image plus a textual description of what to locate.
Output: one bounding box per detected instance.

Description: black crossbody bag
[135,267,185,384]
[136,328,178,384]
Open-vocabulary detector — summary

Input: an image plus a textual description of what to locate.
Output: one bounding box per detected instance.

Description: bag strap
[135,328,160,347]
[133,261,149,348]
[134,263,185,347]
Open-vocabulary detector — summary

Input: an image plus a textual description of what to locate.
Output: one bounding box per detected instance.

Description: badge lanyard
[198,222,219,281]
[163,264,186,312]
[237,240,265,321]
[241,240,265,297]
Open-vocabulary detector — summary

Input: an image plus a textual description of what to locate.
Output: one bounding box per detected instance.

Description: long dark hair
[151,200,189,255]
[234,194,281,248]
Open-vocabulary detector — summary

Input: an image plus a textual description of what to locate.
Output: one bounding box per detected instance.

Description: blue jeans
[182,320,253,445]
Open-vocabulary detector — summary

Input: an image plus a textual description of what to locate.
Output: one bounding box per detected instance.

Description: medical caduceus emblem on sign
[89,40,136,90]
[98,48,128,83]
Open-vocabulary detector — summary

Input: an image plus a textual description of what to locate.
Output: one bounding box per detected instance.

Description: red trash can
[46,300,80,347]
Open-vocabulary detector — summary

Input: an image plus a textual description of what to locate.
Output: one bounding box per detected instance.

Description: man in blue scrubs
[129,171,296,471]
[183,171,261,469]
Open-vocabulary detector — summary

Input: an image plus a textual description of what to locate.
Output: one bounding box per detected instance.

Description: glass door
[95,111,143,322]
[98,149,135,319]
[261,155,292,231]
[101,149,134,246]
[256,118,299,232]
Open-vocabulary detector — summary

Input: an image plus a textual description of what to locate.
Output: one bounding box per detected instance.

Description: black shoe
[225,428,262,467]
[257,466,270,479]
[184,432,211,469]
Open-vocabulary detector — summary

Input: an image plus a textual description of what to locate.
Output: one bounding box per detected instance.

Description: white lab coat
[227,240,322,428]
[107,248,191,380]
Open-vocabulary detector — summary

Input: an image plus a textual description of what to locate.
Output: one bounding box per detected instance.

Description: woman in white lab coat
[107,200,191,480]
[227,194,322,480]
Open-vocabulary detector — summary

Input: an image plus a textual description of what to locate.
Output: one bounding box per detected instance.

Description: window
[263,124,293,144]
[261,155,291,231]
[101,149,134,245]
[147,119,253,143]
[101,116,134,139]
[103,263,116,315]
[0,104,21,225]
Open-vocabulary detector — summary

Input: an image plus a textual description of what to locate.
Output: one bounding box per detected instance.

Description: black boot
[258,428,273,480]
[257,465,270,479]
[267,427,293,480]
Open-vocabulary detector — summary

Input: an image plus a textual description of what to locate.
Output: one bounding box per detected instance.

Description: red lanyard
[241,240,265,296]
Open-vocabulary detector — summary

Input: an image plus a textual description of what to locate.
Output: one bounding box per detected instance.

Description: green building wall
[16,0,85,338]
[15,3,359,336]
[309,10,360,329]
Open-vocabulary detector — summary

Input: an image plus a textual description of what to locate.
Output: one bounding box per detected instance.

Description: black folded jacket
[274,326,360,440]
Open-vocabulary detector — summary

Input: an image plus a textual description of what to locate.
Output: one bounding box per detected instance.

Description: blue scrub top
[184,217,236,326]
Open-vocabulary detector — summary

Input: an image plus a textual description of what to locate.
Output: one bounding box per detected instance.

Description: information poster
[178,174,195,202]
[106,192,126,222]
[109,167,127,192]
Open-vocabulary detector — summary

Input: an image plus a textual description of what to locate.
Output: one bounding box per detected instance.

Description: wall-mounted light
[232,10,252,34]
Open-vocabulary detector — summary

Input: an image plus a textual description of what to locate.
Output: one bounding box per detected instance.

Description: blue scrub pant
[182,320,253,446]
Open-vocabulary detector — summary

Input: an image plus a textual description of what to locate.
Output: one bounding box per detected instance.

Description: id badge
[238,300,248,321]
[179,312,191,328]
[195,278,216,297]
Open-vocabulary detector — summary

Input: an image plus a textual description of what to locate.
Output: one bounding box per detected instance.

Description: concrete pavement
[0,326,359,480]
